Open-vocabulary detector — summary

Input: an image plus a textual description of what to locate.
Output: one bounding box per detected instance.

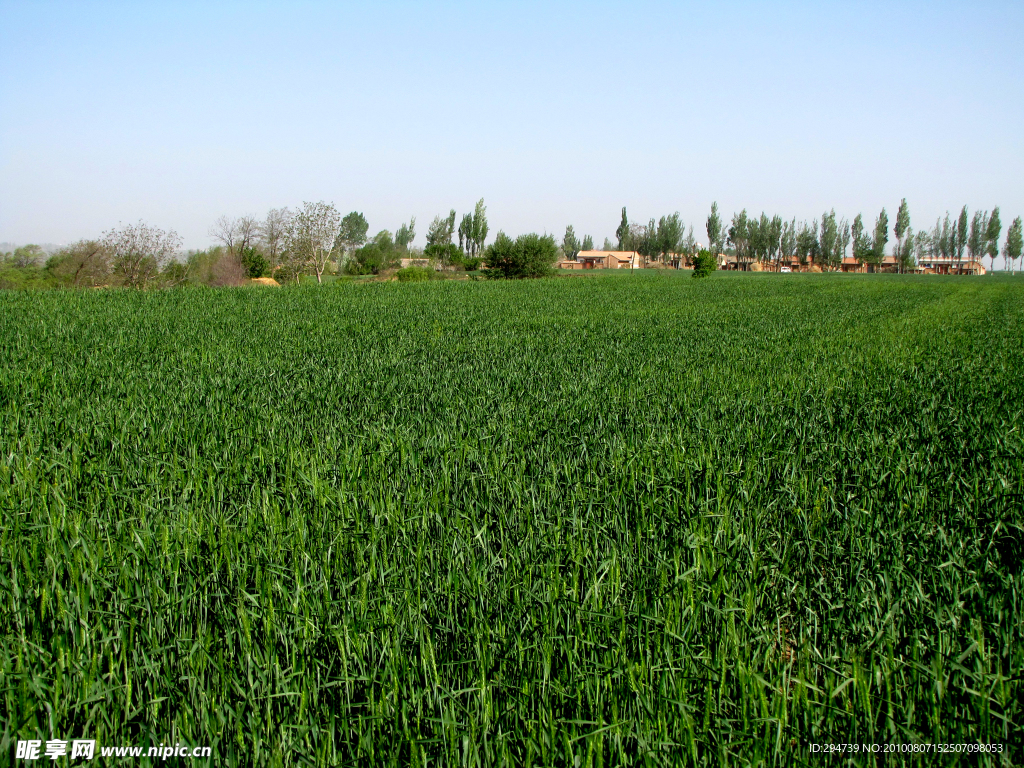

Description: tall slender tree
[470,199,489,258]
[894,199,910,273]
[562,225,580,261]
[781,218,797,263]
[955,206,969,266]
[870,208,889,269]
[820,211,838,271]
[837,219,851,271]
[728,210,749,269]
[615,207,630,250]
[581,234,594,251]
[968,210,988,263]
[656,213,684,262]
[851,214,865,265]
[986,207,1002,272]
[395,217,416,250]
[706,202,724,254]
[458,213,473,252]
[1003,216,1022,274]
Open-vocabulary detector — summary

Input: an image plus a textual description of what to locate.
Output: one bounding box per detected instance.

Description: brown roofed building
[559,250,641,270]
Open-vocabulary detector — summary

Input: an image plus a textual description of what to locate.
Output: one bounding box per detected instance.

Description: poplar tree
[870,208,889,268]
[968,210,988,262]
[851,214,865,264]
[706,203,723,254]
[1003,216,1022,274]
[657,213,683,261]
[820,211,838,270]
[562,225,580,260]
[395,217,416,250]
[581,235,594,251]
[471,199,489,258]
[986,207,1001,272]
[955,206,969,265]
[728,210,749,268]
[615,208,630,250]
[894,199,910,273]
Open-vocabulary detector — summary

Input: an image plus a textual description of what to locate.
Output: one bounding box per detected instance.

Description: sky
[1,0,1022,253]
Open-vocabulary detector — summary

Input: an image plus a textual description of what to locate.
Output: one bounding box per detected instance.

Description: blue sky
[1,1,1022,250]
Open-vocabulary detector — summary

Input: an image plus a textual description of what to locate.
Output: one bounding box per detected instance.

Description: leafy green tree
[894,199,910,273]
[335,211,369,273]
[11,244,44,268]
[728,210,749,268]
[47,240,110,286]
[819,211,838,270]
[746,215,762,263]
[870,208,889,268]
[706,203,723,254]
[851,214,865,264]
[239,246,268,278]
[458,213,473,252]
[470,199,489,258]
[615,207,630,250]
[968,210,988,262]
[634,218,660,266]
[483,232,558,279]
[955,206,969,265]
[423,242,464,267]
[837,220,851,271]
[781,219,797,262]
[691,249,716,278]
[581,235,594,251]
[347,230,400,275]
[562,225,580,260]
[796,221,819,266]
[898,227,916,272]
[426,210,457,247]
[395,217,416,250]
[986,207,1001,271]
[657,213,683,262]
[1003,216,1022,274]
[768,214,783,266]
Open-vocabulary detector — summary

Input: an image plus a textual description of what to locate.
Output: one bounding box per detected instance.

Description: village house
[917,256,987,275]
[841,255,907,273]
[559,250,642,269]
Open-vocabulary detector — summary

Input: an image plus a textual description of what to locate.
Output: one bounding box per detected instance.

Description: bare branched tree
[210,215,258,256]
[102,221,181,288]
[258,207,291,275]
[209,216,238,253]
[287,201,342,284]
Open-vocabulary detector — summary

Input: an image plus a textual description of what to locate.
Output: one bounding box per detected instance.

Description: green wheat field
[2,272,1022,766]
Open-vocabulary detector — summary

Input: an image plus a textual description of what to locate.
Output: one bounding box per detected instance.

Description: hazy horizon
[2,1,1022,256]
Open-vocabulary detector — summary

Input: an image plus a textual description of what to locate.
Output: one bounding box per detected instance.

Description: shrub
[423,243,465,268]
[483,232,558,279]
[347,232,401,275]
[692,249,717,279]
[396,265,434,282]
[240,247,268,278]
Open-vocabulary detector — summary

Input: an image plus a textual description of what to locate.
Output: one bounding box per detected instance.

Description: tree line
[564,201,1023,273]
[4,197,1023,290]
[0,196,566,288]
